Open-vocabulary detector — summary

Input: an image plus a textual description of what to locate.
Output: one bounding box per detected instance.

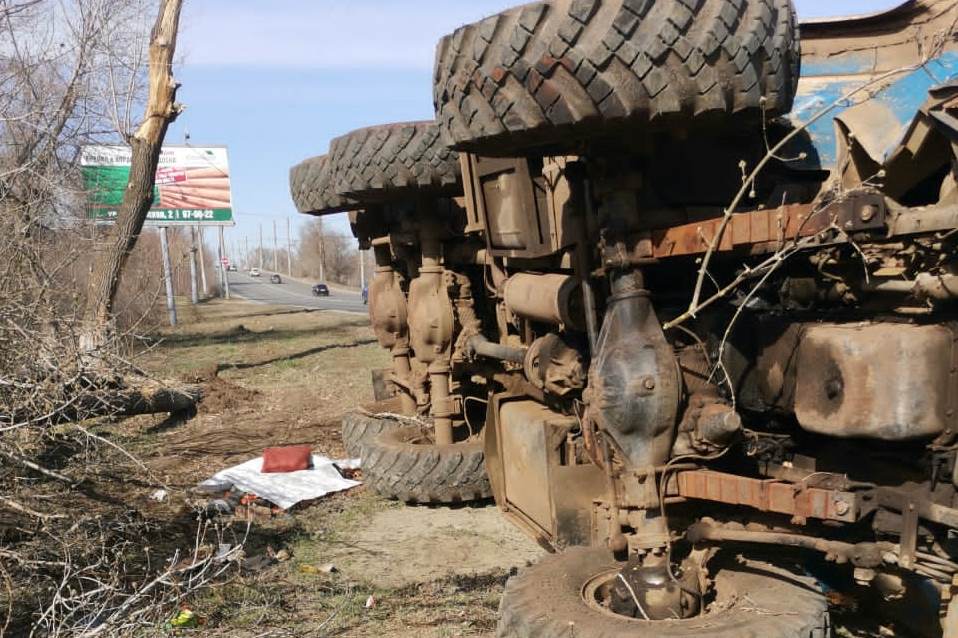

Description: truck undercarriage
[292,1,958,634]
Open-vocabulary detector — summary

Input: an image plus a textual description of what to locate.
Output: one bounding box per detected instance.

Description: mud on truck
[291,0,958,635]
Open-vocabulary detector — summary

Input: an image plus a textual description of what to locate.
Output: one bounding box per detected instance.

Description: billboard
[81,145,235,226]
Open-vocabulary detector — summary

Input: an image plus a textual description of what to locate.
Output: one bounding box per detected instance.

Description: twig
[687,58,941,318]
[0,494,66,521]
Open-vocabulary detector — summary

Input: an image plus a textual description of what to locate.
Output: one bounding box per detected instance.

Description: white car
[249,268,261,277]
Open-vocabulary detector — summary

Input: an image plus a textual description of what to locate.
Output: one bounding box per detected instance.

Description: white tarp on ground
[199,455,361,510]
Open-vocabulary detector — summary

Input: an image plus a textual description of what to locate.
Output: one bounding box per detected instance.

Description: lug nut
[860,205,877,222]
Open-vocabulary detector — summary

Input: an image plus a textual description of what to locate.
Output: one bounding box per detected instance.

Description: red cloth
[261,446,312,473]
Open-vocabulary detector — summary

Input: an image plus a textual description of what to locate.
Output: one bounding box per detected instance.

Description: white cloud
[180,0,515,69]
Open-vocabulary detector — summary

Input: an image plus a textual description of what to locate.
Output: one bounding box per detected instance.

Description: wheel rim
[582,563,705,623]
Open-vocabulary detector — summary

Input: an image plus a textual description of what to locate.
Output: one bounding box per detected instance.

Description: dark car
[269,274,282,284]
[312,283,330,297]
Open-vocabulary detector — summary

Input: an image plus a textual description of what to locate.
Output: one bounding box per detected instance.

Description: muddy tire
[340,398,408,459]
[329,122,461,202]
[289,155,358,215]
[361,426,491,504]
[434,0,800,155]
[497,547,830,637]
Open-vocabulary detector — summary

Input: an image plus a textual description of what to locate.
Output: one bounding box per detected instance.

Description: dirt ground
[125,299,543,636]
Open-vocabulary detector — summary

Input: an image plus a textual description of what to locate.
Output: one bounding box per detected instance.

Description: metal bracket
[900,502,919,569]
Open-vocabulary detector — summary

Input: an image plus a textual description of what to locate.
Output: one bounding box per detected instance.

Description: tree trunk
[80,0,184,353]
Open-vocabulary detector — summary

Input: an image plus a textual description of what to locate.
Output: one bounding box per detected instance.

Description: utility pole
[219,225,231,299]
[273,219,279,273]
[286,217,293,276]
[244,235,250,271]
[189,227,199,304]
[159,227,177,326]
[317,219,326,282]
[198,228,209,296]
[359,247,366,290]
[258,223,264,270]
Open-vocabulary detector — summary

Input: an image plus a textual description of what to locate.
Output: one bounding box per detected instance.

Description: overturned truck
[293,0,958,634]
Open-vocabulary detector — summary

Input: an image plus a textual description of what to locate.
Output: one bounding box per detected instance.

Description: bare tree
[297,217,364,285]
[0,4,225,633]
[80,0,183,352]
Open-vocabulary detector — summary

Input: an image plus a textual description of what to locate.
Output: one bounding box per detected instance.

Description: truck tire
[340,398,407,458]
[434,0,800,155]
[289,155,358,215]
[361,426,491,504]
[498,547,830,637]
[329,121,461,201]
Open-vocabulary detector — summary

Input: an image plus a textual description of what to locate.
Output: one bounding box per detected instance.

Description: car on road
[249,268,261,277]
[312,283,330,297]
[227,265,238,272]
[269,274,282,284]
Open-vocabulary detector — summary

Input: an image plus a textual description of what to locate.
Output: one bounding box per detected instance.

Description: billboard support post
[189,227,199,305]
[159,226,177,327]
[219,225,231,300]
[198,227,209,296]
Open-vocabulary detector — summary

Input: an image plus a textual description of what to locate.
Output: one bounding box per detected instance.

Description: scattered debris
[150,489,168,502]
[365,595,376,609]
[198,454,360,510]
[300,562,338,575]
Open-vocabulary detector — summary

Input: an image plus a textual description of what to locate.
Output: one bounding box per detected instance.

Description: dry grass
[104,299,527,637]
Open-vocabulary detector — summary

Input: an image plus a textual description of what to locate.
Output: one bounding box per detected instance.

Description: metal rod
[468,335,526,364]
[580,177,600,353]
[159,226,177,326]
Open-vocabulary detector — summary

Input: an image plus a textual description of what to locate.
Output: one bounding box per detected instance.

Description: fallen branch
[0,495,67,521]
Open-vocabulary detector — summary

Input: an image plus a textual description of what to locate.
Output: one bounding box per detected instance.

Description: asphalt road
[226,271,368,314]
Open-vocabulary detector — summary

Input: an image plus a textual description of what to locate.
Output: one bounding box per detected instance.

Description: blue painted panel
[789,51,958,169]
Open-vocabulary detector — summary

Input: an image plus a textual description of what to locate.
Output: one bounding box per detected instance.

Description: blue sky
[167,0,902,252]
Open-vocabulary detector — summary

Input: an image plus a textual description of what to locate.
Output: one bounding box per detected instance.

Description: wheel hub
[586,557,702,621]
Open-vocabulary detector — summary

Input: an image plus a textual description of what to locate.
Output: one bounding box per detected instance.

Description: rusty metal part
[793,323,955,440]
[673,395,743,456]
[585,269,681,469]
[461,154,580,259]
[523,334,586,398]
[502,273,584,330]
[676,470,859,524]
[467,334,526,364]
[867,273,958,301]
[611,556,702,620]
[368,241,416,414]
[486,397,606,551]
[406,219,456,444]
[686,521,894,567]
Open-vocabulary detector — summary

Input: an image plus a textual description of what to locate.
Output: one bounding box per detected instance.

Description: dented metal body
[346,2,958,633]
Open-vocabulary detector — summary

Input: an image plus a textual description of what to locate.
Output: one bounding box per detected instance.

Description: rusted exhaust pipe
[467,335,527,364]
[866,273,958,301]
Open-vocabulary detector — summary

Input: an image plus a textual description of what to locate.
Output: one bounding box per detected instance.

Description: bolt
[643,377,656,391]
[834,500,850,516]
[860,204,877,222]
